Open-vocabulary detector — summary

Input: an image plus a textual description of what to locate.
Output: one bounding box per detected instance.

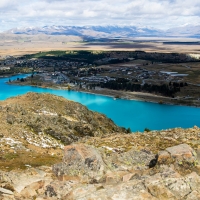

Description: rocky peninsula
[0,93,200,199]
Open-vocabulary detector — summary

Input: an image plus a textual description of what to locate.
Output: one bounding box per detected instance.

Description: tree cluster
[101,79,187,97]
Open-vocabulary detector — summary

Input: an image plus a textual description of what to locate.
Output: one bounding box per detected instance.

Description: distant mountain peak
[4,25,200,38]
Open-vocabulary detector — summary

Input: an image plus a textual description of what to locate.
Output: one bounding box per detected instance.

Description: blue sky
[0,0,200,31]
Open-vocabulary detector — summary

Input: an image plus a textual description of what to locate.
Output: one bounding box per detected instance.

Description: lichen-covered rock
[158,143,198,168]
[158,150,171,164]
[117,148,155,168]
[105,171,128,185]
[144,166,200,199]
[68,180,157,200]
[185,172,200,191]
[145,174,176,199]
[186,190,200,200]
[1,143,200,199]
[20,180,45,199]
[52,144,105,179]
[164,177,191,199]
[166,144,197,162]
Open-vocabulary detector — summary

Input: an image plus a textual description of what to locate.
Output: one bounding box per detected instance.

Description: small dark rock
[45,185,57,197]
[148,154,158,168]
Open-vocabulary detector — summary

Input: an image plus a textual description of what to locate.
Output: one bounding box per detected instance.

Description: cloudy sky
[0,0,199,32]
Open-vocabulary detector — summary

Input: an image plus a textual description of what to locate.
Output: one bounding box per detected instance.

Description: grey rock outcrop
[52,144,105,180]
[1,141,200,199]
[166,143,197,162]
[158,143,198,170]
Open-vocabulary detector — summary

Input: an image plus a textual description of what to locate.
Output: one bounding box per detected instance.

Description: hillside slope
[0,93,200,199]
[0,92,122,170]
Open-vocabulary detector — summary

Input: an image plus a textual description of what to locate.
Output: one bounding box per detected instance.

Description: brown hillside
[0,92,122,170]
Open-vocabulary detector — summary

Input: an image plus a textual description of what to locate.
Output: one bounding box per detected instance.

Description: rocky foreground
[0,93,200,199]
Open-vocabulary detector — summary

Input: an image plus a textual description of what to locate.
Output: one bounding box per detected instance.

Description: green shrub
[144,128,151,132]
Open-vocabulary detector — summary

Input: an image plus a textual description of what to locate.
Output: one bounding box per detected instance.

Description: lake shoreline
[8,80,200,108]
[4,75,200,132]
[78,88,200,107]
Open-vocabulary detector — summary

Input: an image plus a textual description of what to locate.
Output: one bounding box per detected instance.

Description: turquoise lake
[1,74,200,132]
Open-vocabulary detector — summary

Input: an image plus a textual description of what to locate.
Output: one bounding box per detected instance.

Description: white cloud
[0,0,200,31]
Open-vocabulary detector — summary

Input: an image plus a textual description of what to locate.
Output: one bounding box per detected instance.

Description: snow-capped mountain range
[4,25,200,38]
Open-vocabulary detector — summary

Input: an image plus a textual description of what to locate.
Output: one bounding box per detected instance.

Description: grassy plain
[0,34,200,56]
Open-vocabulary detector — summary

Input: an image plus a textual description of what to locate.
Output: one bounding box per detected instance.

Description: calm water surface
[1,74,200,132]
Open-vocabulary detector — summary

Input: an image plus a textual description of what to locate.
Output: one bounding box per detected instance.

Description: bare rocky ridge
[0,92,121,147]
[0,92,122,171]
[0,93,200,199]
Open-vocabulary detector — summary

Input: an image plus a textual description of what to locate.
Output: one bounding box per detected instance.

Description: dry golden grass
[0,151,62,171]
[0,35,200,56]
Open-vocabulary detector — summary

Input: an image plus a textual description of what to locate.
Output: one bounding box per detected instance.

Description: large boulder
[158,143,198,165]
[117,148,156,169]
[166,144,196,162]
[52,144,105,180]
[67,179,157,200]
